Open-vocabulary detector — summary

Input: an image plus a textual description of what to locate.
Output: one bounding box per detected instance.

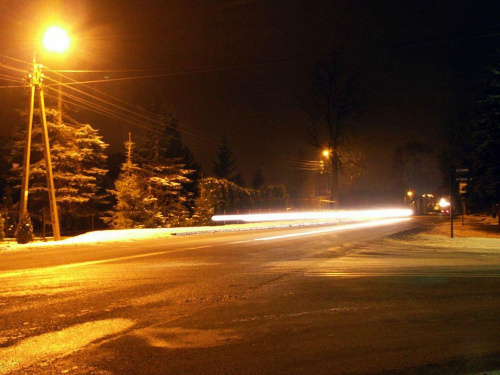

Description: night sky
[1,0,499,196]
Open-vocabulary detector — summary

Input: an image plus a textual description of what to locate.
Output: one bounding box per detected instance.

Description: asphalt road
[1,216,499,374]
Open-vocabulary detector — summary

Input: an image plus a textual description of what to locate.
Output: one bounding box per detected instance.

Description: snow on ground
[390,233,500,251]
[0,219,351,252]
[389,214,500,250]
[1,213,498,253]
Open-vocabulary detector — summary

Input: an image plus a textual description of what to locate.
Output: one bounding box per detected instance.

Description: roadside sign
[459,182,467,194]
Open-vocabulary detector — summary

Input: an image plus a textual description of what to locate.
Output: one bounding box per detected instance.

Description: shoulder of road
[385,214,500,252]
[0,215,499,252]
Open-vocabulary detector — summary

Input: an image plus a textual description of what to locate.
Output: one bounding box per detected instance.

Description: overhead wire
[287,159,322,171]
[0,60,27,88]
[0,53,32,67]
[0,85,25,89]
[43,73,218,146]
[43,79,224,151]
[0,62,28,75]
[1,28,499,169]
[44,66,208,136]
[38,29,500,170]
[44,90,150,130]
[0,73,23,84]
[45,87,187,139]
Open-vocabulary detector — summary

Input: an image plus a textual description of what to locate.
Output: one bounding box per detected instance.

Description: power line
[2,28,499,170]
[43,74,218,145]
[42,76,222,148]
[44,66,201,133]
[0,53,31,68]
[0,85,25,89]
[0,75,22,84]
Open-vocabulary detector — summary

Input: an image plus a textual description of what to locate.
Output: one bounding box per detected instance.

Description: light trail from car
[230,218,411,243]
[212,208,413,223]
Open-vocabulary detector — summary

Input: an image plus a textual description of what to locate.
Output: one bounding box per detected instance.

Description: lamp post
[18,26,70,241]
[405,190,413,206]
[320,149,335,208]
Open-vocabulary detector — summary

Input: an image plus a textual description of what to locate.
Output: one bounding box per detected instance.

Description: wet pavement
[1,217,499,374]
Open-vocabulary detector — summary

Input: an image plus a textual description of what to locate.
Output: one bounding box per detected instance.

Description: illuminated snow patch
[134,327,240,349]
[61,228,178,244]
[212,208,412,223]
[0,319,134,374]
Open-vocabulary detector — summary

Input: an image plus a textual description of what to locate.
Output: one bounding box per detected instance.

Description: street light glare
[42,26,70,53]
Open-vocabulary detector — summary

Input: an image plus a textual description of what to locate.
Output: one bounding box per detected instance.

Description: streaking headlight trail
[212,209,413,223]
[253,218,411,242]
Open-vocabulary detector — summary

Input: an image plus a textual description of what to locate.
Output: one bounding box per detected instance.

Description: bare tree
[304,51,364,207]
[393,141,441,213]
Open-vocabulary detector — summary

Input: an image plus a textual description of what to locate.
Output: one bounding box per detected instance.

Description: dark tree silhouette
[468,61,500,206]
[304,51,364,207]
[212,135,241,185]
[251,168,265,190]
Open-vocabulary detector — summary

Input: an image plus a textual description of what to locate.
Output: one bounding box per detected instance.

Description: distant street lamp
[18,25,71,241]
[319,149,335,208]
[405,190,413,206]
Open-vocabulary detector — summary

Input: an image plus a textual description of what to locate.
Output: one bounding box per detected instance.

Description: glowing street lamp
[42,26,71,53]
[18,25,71,242]
[405,190,414,206]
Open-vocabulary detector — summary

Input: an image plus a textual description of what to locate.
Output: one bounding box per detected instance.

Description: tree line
[2,50,500,241]
[0,102,288,241]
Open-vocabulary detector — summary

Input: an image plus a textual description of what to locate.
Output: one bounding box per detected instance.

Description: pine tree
[251,168,265,190]
[469,61,500,205]
[109,135,164,228]
[137,106,198,226]
[144,161,192,227]
[212,135,241,184]
[193,179,216,225]
[9,108,108,213]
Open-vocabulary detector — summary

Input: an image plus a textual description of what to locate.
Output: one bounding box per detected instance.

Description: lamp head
[42,26,70,53]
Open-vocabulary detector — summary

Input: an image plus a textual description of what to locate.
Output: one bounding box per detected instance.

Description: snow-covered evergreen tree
[136,106,197,226]
[109,135,164,228]
[144,162,192,227]
[193,177,289,225]
[9,108,108,213]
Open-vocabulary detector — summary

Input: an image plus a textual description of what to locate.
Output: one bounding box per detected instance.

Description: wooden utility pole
[18,58,61,240]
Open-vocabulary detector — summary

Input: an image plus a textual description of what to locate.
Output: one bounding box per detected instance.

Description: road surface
[1,216,499,374]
